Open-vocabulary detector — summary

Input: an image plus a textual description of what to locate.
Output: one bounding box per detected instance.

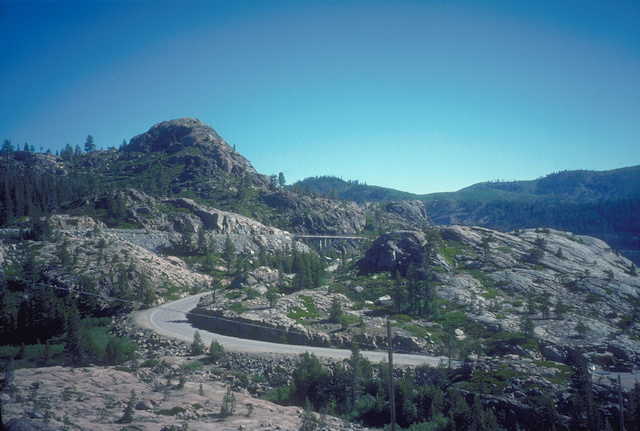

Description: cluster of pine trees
[273,347,640,431]
[0,246,137,367]
[0,164,95,229]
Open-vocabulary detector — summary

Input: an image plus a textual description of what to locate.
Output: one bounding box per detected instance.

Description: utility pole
[387,319,396,431]
[618,375,624,431]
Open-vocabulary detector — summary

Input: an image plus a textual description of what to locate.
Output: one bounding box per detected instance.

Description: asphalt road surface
[134,292,451,367]
[134,292,640,388]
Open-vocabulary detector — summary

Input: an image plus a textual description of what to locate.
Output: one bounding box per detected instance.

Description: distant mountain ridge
[295,166,640,263]
[296,165,640,204]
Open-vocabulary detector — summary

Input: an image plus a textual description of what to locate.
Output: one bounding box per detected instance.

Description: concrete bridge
[294,234,374,254]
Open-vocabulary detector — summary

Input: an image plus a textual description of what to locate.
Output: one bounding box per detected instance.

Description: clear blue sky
[1,0,639,194]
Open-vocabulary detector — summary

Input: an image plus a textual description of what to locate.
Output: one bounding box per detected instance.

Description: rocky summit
[2,118,640,431]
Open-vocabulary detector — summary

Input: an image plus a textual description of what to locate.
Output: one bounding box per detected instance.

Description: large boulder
[358,230,429,276]
[229,266,280,289]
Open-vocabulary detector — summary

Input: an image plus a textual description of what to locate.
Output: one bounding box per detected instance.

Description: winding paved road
[134,293,640,388]
[134,292,451,366]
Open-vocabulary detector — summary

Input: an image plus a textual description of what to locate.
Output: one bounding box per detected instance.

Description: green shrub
[182,361,204,372]
[251,374,267,384]
[389,314,412,323]
[158,406,187,416]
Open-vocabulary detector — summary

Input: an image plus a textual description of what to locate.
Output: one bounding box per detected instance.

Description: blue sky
[1,0,639,194]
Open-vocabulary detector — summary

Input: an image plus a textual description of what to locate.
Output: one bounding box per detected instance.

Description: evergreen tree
[209,339,226,363]
[291,352,330,409]
[223,234,235,275]
[300,397,318,431]
[555,297,567,320]
[191,330,206,355]
[567,348,602,430]
[197,228,208,253]
[329,297,344,324]
[220,386,236,417]
[265,285,279,308]
[84,135,95,152]
[65,303,86,366]
[1,139,14,160]
[520,313,534,340]
[119,389,136,423]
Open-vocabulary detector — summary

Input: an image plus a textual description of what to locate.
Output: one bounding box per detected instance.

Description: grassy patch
[531,360,573,385]
[457,366,520,396]
[440,241,475,267]
[159,281,187,301]
[585,293,601,303]
[389,314,413,323]
[225,290,243,300]
[286,295,319,322]
[482,288,500,300]
[401,324,429,338]
[182,361,204,372]
[227,302,249,314]
[157,406,187,416]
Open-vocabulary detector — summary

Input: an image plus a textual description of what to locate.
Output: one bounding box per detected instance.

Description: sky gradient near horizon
[1,0,639,194]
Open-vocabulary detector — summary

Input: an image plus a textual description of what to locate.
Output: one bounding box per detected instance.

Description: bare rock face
[261,189,366,235]
[48,215,105,230]
[125,117,268,183]
[385,200,434,227]
[435,225,640,363]
[164,197,308,255]
[354,224,640,363]
[357,230,429,276]
[229,266,280,289]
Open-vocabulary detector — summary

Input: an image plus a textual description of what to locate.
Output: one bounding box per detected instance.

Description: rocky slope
[362,226,640,362]
[1,357,362,431]
[189,225,640,368]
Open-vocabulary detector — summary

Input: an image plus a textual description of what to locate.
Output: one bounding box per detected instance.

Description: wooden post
[387,319,396,431]
[618,375,624,431]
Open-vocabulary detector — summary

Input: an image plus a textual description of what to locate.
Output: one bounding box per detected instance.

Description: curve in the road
[134,292,451,367]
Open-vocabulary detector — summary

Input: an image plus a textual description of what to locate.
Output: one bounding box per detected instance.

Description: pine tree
[300,397,318,431]
[1,139,14,160]
[65,303,86,366]
[191,330,206,355]
[119,389,136,423]
[568,349,602,430]
[84,135,95,152]
[223,234,235,275]
[209,339,226,363]
[220,386,236,417]
[266,285,279,308]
